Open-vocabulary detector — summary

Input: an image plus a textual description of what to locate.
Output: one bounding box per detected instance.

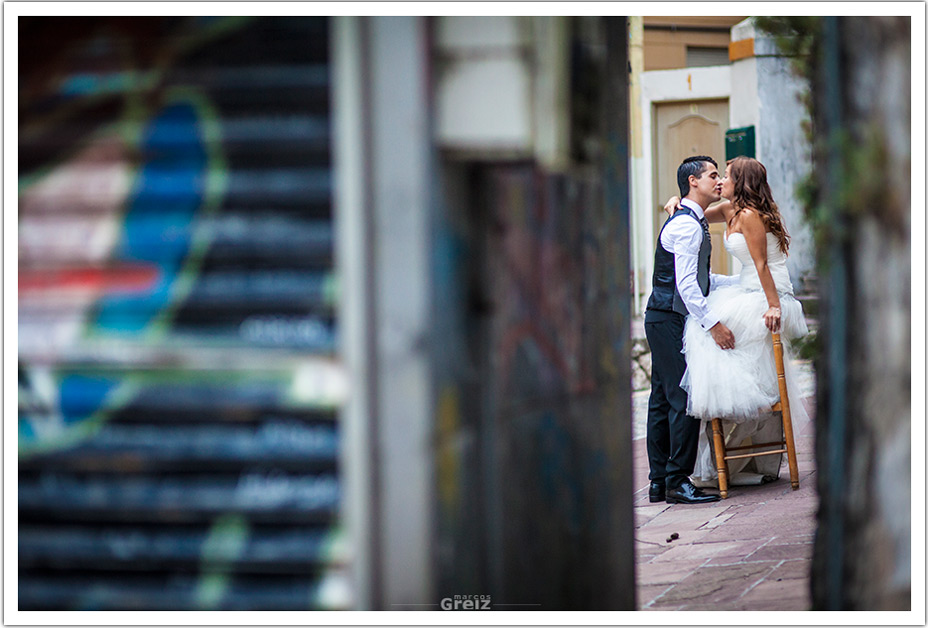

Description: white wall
[434,16,570,168]
[633,65,732,313]
[332,16,371,610]
[332,16,436,609]
[731,18,815,288]
[435,16,533,153]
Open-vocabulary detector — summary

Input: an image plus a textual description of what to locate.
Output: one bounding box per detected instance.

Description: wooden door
[653,99,732,275]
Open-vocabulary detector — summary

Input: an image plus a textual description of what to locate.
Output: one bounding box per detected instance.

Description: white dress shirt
[659,198,739,330]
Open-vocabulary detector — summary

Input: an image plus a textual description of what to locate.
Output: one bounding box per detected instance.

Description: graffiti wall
[483,167,633,608]
[432,18,635,610]
[18,17,349,610]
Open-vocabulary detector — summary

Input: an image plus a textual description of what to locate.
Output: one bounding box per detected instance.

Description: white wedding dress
[682,231,809,485]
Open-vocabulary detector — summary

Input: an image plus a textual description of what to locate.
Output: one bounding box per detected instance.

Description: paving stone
[770,533,815,544]
[731,502,815,536]
[635,539,671,562]
[696,522,778,543]
[735,577,811,610]
[650,540,748,564]
[796,456,816,469]
[641,603,685,611]
[643,504,731,529]
[746,500,815,519]
[744,542,813,562]
[769,491,818,510]
[700,539,771,565]
[635,537,668,551]
[714,502,765,520]
[767,558,811,581]
[652,562,778,605]
[636,524,713,546]
[636,558,708,586]
[714,486,790,506]
[700,512,739,528]
[634,503,672,526]
[751,509,816,525]
[636,584,673,609]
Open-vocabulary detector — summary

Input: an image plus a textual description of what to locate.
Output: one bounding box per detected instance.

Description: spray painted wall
[432,17,635,610]
[18,17,350,610]
[483,167,633,609]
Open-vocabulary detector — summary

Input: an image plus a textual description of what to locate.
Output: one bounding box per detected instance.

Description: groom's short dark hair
[677,156,718,197]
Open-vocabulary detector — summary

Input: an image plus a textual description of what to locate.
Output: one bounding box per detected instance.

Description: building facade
[630,16,815,314]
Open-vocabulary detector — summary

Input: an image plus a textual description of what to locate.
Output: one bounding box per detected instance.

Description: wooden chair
[710,332,800,498]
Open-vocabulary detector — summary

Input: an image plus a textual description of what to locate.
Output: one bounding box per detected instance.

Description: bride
[664,156,809,484]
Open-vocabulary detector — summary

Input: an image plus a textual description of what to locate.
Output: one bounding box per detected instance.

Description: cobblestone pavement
[633,395,818,611]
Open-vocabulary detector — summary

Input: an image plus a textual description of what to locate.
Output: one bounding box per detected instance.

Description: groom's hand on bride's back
[709,322,735,350]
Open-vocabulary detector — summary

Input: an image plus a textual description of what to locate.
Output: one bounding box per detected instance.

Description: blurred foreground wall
[810,16,911,610]
[18,17,350,610]
[333,16,635,609]
[428,17,636,609]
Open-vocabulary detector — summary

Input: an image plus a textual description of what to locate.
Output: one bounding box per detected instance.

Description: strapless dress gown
[681,231,809,484]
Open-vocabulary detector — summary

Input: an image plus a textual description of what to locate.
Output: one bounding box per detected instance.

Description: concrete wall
[333,16,436,609]
[434,17,534,154]
[731,18,815,289]
[434,16,571,169]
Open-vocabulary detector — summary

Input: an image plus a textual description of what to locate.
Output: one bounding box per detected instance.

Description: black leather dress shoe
[649,482,666,503]
[665,480,720,504]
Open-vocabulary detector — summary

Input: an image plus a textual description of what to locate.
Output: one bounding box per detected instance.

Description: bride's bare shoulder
[737,207,768,234]
[738,206,763,223]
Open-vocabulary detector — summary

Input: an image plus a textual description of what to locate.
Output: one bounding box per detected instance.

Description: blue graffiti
[94,102,207,333]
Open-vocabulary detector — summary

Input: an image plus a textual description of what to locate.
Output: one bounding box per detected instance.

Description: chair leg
[711,418,729,498]
[772,333,800,490]
[780,405,800,490]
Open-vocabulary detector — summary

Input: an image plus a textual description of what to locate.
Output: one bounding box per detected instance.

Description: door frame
[633,65,731,313]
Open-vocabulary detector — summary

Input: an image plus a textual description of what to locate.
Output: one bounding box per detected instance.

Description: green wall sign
[725,125,756,160]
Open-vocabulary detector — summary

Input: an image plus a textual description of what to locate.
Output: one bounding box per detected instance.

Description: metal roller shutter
[18,16,350,610]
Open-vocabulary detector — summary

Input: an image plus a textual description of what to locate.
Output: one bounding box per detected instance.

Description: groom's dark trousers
[644,309,700,489]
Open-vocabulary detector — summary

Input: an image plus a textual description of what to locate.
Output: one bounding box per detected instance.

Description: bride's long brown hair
[727,157,790,254]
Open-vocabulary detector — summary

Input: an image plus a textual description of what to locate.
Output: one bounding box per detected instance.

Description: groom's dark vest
[646,206,711,316]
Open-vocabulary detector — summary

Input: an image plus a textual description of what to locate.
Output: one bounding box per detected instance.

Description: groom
[644,155,737,505]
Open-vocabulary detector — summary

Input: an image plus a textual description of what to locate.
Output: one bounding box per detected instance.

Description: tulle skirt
[681,285,808,423]
[682,285,809,485]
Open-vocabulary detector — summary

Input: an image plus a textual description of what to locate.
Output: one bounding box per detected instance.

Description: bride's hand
[764,306,781,333]
[663,196,681,216]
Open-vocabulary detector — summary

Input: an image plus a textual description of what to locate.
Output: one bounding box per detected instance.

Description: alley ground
[631,331,818,611]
